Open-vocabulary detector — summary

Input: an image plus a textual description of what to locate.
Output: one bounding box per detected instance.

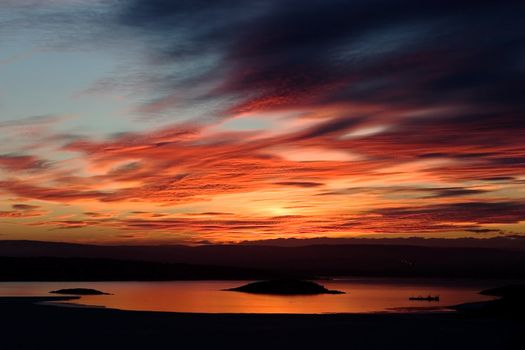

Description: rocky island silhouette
[49,288,110,295]
[226,279,345,295]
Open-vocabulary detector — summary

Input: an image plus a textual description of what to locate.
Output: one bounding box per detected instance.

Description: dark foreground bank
[0,297,523,350]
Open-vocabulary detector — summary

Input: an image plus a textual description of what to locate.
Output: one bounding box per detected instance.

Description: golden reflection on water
[0,279,496,313]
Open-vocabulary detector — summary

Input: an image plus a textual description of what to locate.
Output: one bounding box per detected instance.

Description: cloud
[83,211,114,218]
[0,210,44,218]
[423,187,488,198]
[0,203,47,218]
[93,0,525,182]
[0,155,48,171]
[0,180,108,202]
[1,1,524,242]
[372,201,525,225]
[27,199,524,240]
[273,181,323,188]
[0,115,66,129]
[465,228,504,234]
[112,0,525,118]
[12,204,40,210]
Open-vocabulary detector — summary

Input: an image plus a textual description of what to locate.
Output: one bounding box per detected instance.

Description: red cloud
[0,155,47,171]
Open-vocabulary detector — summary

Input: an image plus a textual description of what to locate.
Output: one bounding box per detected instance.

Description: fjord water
[0,279,497,313]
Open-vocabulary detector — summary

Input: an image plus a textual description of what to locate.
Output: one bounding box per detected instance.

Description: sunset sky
[0,0,524,244]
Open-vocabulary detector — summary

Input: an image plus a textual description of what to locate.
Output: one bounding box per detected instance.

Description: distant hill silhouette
[237,236,525,250]
[0,240,524,278]
[0,257,292,281]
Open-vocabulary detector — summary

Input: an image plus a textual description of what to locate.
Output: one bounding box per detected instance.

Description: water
[0,278,498,314]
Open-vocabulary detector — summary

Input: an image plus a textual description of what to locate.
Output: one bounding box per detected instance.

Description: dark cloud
[0,155,48,171]
[0,203,46,218]
[337,110,525,181]
[104,0,525,190]
[117,0,525,117]
[12,204,40,210]
[0,180,109,202]
[425,187,488,198]
[83,212,114,218]
[482,177,516,182]
[465,228,504,234]
[187,212,234,216]
[291,117,367,141]
[373,201,525,225]
[273,181,323,188]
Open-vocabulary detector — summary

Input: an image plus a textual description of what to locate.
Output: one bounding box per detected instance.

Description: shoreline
[0,296,81,303]
[0,296,523,349]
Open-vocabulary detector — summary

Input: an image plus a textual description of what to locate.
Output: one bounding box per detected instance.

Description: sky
[0,0,524,244]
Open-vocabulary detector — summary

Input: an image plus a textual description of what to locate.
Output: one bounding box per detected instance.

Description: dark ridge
[0,257,297,281]
[226,279,344,295]
[236,236,525,250]
[0,240,524,278]
[49,288,109,295]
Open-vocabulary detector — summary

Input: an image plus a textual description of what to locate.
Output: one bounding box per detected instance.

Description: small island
[49,288,110,295]
[225,279,345,295]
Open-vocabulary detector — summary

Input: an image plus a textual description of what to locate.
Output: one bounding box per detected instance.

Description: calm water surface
[0,279,498,314]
